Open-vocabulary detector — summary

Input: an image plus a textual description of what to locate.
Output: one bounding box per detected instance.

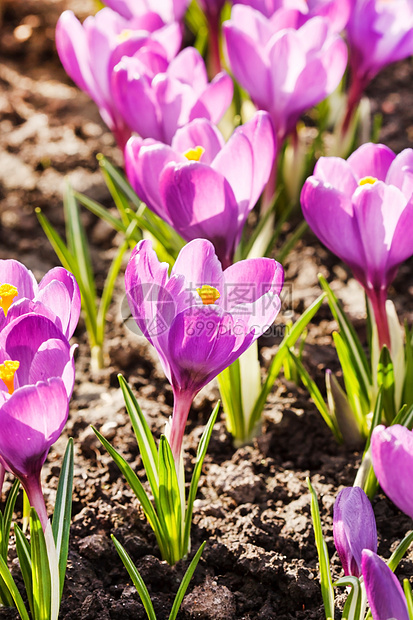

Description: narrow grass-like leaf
[2,479,20,559]
[92,427,167,559]
[394,403,413,430]
[404,579,413,619]
[376,346,396,424]
[289,351,341,439]
[403,323,413,407]
[169,541,206,620]
[365,388,383,452]
[276,220,308,263]
[217,360,244,439]
[64,182,95,292]
[158,436,182,564]
[96,241,128,345]
[98,155,143,210]
[319,275,371,395]
[333,331,369,431]
[307,478,335,620]
[250,293,326,426]
[0,553,30,619]
[387,531,413,572]
[242,191,282,260]
[74,191,129,234]
[15,524,34,617]
[31,508,51,620]
[52,438,74,598]
[111,535,157,620]
[118,375,159,497]
[184,403,220,553]
[334,576,361,620]
[35,209,77,273]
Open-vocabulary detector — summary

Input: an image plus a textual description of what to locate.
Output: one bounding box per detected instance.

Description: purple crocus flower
[125,112,276,268]
[55,8,181,149]
[301,143,413,349]
[223,6,347,143]
[112,47,233,145]
[0,260,81,339]
[333,487,377,578]
[125,238,283,459]
[344,0,413,132]
[233,0,351,33]
[0,314,76,530]
[371,424,413,521]
[362,550,409,620]
[103,0,189,22]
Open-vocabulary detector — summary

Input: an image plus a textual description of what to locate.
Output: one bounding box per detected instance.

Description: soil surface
[1,2,413,619]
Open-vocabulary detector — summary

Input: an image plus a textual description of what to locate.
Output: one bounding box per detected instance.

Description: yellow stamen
[197,285,220,305]
[359,176,378,186]
[117,29,133,43]
[183,146,205,162]
[0,360,19,395]
[0,284,18,316]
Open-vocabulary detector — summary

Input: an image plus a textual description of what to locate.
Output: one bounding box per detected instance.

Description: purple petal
[347,143,395,182]
[168,306,254,393]
[29,339,75,398]
[333,487,377,577]
[362,550,409,620]
[159,162,239,267]
[190,71,234,126]
[125,137,184,219]
[313,156,358,194]
[352,182,407,290]
[300,177,366,284]
[0,378,69,480]
[387,201,413,278]
[171,118,225,165]
[170,239,224,293]
[0,259,37,302]
[371,425,413,521]
[37,267,81,339]
[386,148,413,200]
[167,47,208,91]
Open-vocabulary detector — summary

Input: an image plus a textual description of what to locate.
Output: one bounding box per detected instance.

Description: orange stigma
[183,146,205,162]
[0,284,18,316]
[0,360,19,395]
[197,285,220,305]
[359,176,378,186]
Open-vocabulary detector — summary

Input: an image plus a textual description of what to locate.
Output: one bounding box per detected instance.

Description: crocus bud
[333,487,377,577]
[371,424,413,520]
[362,550,409,620]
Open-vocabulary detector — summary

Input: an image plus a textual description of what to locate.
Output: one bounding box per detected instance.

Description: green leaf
[217,360,244,440]
[326,371,362,447]
[250,293,326,427]
[2,479,20,560]
[52,438,74,598]
[387,531,413,572]
[183,403,220,553]
[0,553,30,619]
[169,541,206,620]
[403,322,413,407]
[158,436,182,564]
[332,332,369,431]
[334,576,361,620]
[35,209,77,274]
[15,524,34,617]
[31,508,51,620]
[96,241,128,345]
[118,375,159,498]
[319,275,371,397]
[404,579,413,620]
[74,191,129,234]
[276,220,308,264]
[111,535,157,620]
[376,346,396,424]
[98,155,143,210]
[92,427,167,558]
[307,478,334,620]
[289,351,341,440]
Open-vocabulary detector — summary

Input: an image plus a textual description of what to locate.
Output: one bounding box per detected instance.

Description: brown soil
[1,2,413,618]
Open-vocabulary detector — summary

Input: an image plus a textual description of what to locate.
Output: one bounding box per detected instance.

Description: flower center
[0,284,18,316]
[0,360,19,395]
[196,285,220,305]
[183,146,205,162]
[359,176,378,186]
[117,29,133,43]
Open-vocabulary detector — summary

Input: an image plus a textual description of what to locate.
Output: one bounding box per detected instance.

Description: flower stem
[169,391,194,462]
[368,288,390,350]
[23,475,49,531]
[206,13,222,78]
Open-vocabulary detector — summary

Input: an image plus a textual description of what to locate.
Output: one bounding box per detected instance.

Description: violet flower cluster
[0,261,80,530]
